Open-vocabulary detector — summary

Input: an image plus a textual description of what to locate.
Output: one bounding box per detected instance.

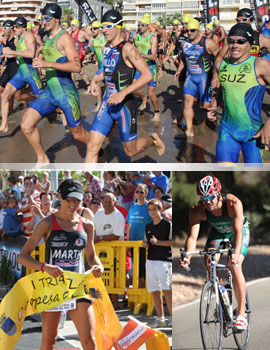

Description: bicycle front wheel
[200,281,223,350]
[233,292,251,350]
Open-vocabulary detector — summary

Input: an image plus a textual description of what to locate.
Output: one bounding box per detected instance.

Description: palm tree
[62,8,74,26]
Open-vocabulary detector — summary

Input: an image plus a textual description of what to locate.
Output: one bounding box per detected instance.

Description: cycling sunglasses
[236,18,251,22]
[187,29,197,33]
[42,16,53,23]
[138,23,147,27]
[100,19,123,30]
[228,37,248,45]
[92,27,99,30]
[201,195,216,202]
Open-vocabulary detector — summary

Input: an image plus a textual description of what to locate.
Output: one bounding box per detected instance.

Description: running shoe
[233,315,248,331]
[149,317,166,328]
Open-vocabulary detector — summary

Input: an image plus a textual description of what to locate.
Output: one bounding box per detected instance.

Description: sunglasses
[138,23,147,27]
[136,190,144,194]
[236,18,250,22]
[201,195,216,202]
[100,19,123,30]
[92,27,99,30]
[66,197,81,203]
[187,29,197,33]
[91,200,100,205]
[182,22,188,25]
[42,16,53,23]
[228,37,248,45]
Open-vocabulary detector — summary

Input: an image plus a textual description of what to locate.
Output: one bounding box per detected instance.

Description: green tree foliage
[157,13,182,27]
[62,7,74,25]
[173,171,270,243]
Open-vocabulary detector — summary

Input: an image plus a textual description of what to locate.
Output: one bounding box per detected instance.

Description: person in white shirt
[93,193,125,242]
[93,192,125,309]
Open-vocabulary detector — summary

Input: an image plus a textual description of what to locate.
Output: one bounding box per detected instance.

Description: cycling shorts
[183,72,211,103]
[29,85,81,128]
[216,127,263,163]
[9,68,43,95]
[134,64,157,87]
[91,93,137,143]
[205,219,250,257]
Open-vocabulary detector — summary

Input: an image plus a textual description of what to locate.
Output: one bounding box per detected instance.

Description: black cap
[58,179,84,201]
[3,20,14,28]
[42,3,62,20]
[14,17,27,28]
[161,194,172,203]
[228,23,254,44]
[101,10,123,24]
[237,8,253,19]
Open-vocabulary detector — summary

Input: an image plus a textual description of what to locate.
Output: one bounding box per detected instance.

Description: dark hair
[24,176,33,184]
[31,174,38,184]
[40,192,53,201]
[154,186,165,194]
[7,175,17,185]
[6,195,18,205]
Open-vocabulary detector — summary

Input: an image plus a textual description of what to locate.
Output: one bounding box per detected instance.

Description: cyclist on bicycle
[179,175,250,331]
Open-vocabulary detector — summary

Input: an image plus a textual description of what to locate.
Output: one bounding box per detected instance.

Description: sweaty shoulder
[82,217,94,230]
[226,193,242,217]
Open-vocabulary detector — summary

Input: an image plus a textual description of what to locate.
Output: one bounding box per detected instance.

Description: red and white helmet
[197,175,222,196]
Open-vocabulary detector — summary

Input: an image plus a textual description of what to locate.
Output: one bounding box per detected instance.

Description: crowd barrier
[25,240,155,316]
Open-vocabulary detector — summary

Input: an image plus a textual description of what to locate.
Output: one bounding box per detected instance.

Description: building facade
[122,0,252,30]
[0,0,54,22]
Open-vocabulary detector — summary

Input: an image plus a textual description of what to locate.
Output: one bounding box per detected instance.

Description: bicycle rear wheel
[200,281,223,350]
[233,292,251,350]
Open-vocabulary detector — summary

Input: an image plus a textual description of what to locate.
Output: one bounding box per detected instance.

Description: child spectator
[1,195,22,240]
[7,175,21,201]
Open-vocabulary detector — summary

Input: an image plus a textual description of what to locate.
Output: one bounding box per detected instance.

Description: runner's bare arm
[254,58,270,145]
[83,220,104,277]
[142,35,157,61]
[32,32,81,73]
[227,194,244,263]
[18,217,53,270]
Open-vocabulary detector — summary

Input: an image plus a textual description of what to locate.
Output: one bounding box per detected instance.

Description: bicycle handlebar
[180,244,235,272]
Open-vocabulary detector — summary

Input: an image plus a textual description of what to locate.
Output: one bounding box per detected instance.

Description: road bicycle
[180,240,251,350]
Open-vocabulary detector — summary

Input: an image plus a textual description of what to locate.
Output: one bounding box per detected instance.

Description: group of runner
[0,4,270,163]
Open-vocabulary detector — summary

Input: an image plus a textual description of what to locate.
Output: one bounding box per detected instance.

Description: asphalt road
[0,63,269,164]
[172,277,270,350]
[15,301,172,350]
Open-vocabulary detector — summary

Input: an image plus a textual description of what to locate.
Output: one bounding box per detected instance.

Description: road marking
[173,277,270,312]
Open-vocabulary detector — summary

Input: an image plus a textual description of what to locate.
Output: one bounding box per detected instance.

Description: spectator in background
[32,174,41,192]
[63,170,72,180]
[143,171,155,199]
[93,193,125,309]
[27,192,55,233]
[21,176,41,237]
[40,172,51,193]
[161,194,172,222]
[126,183,152,288]
[0,192,5,232]
[7,175,22,202]
[2,195,22,240]
[17,175,25,193]
[143,198,172,328]
[154,186,165,200]
[103,171,117,192]
[132,171,144,186]
[89,198,102,215]
[83,191,94,209]
[84,171,102,199]
[145,171,168,199]
[119,172,136,211]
